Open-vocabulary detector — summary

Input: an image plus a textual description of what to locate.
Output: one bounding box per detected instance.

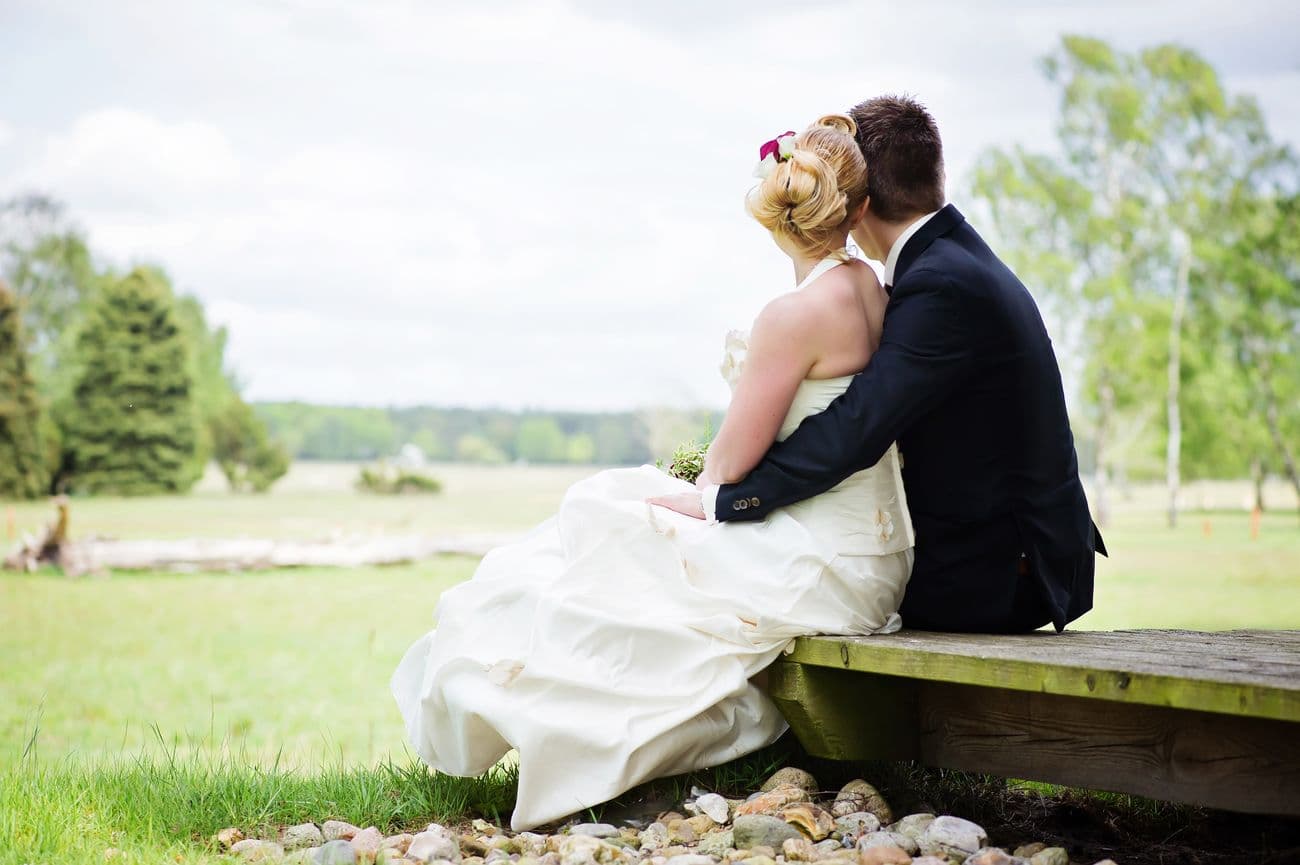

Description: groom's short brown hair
[849,95,945,223]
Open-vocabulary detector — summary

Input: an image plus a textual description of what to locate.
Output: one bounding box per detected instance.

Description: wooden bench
[766,629,1300,816]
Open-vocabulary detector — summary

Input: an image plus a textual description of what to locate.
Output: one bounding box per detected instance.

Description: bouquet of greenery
[658,423,713,485]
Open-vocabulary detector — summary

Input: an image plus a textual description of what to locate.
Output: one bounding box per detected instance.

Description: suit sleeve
[716,268,976,522]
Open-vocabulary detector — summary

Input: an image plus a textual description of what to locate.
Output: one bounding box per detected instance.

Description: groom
[672,95,1105,633]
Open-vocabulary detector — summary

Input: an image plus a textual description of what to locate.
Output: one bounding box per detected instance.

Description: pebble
[857,846,910,865]
[759,767,818,795]
[350,827,384,861]
[231,839,286,862]
[695,793,731,824]
[408,831,462,864]
[281,824,324,852]
[732,814,803,850]
[1029,848,1069,865]
[570,824,621,839]
[856,832,918,857]
[966,848,1018,865]
[917,816,988,860]
[885,813,935,842]
[666,819,698,845]
[684,815,717,836]
[698,830,735,857]
[734,786,810,817]
[639,823,671,851]
[664,856,714,865]
[738,857,776,865]
[910,858,949,865]
[285,848,318,865]
[517,833,548,856]
[778,803,835,841]
[219,828,248,849]
[1012,844,1046,859]
[382,835,415,856]
[830,781,891,824]
[324,822,363,843]
[832,811,880,838]
[780,837,816,862]
[314,840,357,865]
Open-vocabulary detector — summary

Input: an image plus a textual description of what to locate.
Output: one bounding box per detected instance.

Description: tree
[515,417,567,463]
[0,195,98,396]
[210,397,291,493]
[62,267,200,495]
[0,279,49,498]
[1207,185,1300,508]
[971,36,1286,526]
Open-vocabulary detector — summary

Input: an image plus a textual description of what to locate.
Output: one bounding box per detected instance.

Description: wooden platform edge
[783,636,1300,723]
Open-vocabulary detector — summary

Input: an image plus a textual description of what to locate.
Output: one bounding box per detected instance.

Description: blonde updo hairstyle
[746,114,869,257]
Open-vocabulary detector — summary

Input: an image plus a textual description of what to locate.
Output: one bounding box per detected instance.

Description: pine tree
[0,279,48,498]
[63,268,199,495]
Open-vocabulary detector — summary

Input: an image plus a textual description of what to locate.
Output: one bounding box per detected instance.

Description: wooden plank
[916,680,1300,817]
[784,630,1300,722]
[769,663,1300,816]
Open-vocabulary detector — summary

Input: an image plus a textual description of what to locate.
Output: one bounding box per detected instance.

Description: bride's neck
[791,236,849,285]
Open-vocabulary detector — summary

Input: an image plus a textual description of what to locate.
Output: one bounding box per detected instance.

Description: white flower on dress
[874,509,895,543]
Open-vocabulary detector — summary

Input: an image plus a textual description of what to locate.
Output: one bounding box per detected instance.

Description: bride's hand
[647,492,706,520]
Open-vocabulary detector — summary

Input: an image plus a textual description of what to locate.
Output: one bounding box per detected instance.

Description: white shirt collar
[883,210,940,286]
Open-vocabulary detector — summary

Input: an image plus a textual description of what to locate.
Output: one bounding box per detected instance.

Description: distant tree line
[255,402,721,467]
[0,195,289,498]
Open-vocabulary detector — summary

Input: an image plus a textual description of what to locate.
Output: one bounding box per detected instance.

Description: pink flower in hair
[753,131,797,179]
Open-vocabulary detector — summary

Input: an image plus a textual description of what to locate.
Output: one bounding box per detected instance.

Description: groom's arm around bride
[711,96,1105,635]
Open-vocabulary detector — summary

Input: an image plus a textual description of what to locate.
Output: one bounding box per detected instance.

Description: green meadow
[2,463,1297,863]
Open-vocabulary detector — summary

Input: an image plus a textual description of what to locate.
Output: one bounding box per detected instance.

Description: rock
[885,813,935,842]
[857,846,910,865]
[324,822,363,843]
[484,851,512,865]
[855,832,918,857]
[570,824,620,839]
[830,781,890,824]
[462,836,491,857]
[516,834,548,857]
[911,858,950,865]
[104,849,124,861]
[1012,845,1046,859]
[281,824,324,852]
[218,828,248,849]
[965,848,1017,865]
[1029,848,1069,865]
[350,827,384,861]
[1090,861,1119,865]
[407,831,462,865]
[666,819,698,845]
[695,793,731,824]
[748,846,776,859]
[813,839,842,856]
[686,815,717,836]
[917,817,988,861]
[314,840,357,865]
[556,835,627,865]
[231,839,286,862]
[284,848,318,865]
[664,856,714,865]
[780,838,816,862]
[382,836,415,856]
[639,824,671,851]
[778,803,835,841]
[735,786,811,817]
[760,767,818,795]
[832,811,880,838]
[732,815,803,850]
[737,858,776,865]
[698,831,735,857]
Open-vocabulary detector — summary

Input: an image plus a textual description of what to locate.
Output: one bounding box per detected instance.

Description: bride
[391,113,915,831]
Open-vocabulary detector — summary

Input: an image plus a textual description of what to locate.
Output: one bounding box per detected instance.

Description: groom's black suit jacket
[717,204,1105,633]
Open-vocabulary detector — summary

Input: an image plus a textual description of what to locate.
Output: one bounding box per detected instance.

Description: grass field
[2,463,1298,863]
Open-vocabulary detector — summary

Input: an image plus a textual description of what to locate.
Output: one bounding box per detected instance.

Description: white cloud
[0,0,1296,411]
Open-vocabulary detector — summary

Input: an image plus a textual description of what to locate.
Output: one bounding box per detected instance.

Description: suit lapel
[891,204,965,288]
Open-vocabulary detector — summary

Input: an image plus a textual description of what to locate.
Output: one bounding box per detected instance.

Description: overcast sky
[2,0,1297,411]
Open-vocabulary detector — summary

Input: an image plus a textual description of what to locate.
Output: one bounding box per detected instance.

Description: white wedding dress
[392,256,915,830]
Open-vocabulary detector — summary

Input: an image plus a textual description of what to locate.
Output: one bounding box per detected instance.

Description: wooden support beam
[769,658,1300,817]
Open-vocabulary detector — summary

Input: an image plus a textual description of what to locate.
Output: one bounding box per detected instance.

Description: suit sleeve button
[750,497,761,507]
[732,501,742,511]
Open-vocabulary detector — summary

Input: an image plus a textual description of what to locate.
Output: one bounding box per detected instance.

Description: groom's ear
[849,197,871,226]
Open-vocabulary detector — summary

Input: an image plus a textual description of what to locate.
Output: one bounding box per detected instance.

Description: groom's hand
[647,492,706,520]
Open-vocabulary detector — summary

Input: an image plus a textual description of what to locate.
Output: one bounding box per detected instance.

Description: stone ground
[209,766,1177,865]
